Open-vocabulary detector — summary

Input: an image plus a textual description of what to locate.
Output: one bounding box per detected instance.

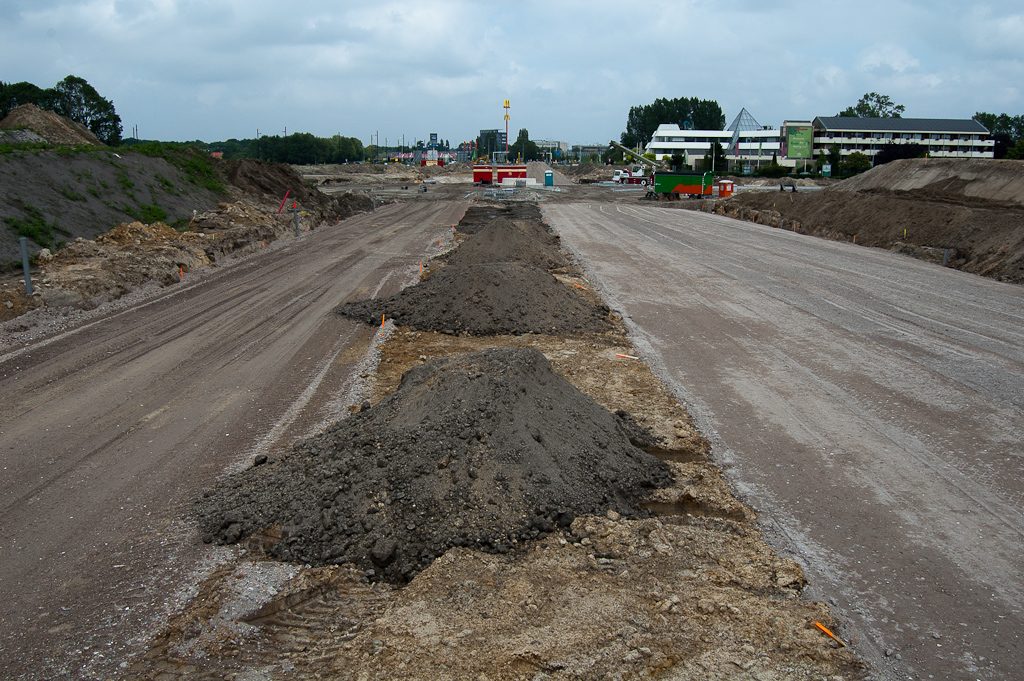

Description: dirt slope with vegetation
[0,104,374,320]
[714,158,1024,283]
[0,144,227,260]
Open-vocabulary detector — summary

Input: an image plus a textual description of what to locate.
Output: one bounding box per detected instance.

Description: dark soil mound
[445,217,567,270]
[457,202,544,235]
[195,347,671,582]
[337,262,609,335]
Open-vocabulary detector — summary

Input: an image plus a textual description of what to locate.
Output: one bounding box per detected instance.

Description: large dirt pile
[338,262,609,335]
[0,103,102,146]
[339,205,601,334]
[833,158,1024,206]
[444,216,567,270]
[455,201,545,234]
[196,347,671,582]
[559,163,615,183]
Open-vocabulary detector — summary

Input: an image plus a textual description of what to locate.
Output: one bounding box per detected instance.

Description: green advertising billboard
[786,125,813,159]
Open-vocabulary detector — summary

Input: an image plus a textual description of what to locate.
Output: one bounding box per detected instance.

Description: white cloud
[857,45,921,74]
[2,1,1022,143]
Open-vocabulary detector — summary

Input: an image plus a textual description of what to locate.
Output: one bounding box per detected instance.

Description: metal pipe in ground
[20,237,33,295]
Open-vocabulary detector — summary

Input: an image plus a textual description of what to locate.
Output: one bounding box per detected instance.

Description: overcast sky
[3,0,1023,147]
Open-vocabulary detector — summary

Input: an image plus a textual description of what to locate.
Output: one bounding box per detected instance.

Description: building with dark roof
[812,117,993,160]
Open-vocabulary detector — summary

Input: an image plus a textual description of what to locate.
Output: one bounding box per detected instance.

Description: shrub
[3,203,60,247]
[132,142,225,193]
[139,204,168,223]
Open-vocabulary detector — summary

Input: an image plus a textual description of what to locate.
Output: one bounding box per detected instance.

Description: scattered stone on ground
[196,346,673,583]
[139,508,866,681]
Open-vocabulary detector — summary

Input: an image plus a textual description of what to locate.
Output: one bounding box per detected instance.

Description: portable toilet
[544,170,553,186]
[718,180,735,197]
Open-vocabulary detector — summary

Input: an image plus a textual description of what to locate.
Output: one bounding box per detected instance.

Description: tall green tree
[842,151,872,174]
[973,112,1024,158]
[50,75,122,145]
[972,111,1024,139]
[701,141,728,172]
[837,92,905,118]
[621,97,725,149]
[509,128,540,161]
[0,81,56,118]
[1004,141,1024,159]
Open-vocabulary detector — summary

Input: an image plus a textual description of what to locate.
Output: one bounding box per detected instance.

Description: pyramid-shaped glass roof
[726,108,761,152]
[727,108,761,132]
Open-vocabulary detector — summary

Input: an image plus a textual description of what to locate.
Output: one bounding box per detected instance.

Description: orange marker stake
[573,283,588,291]
[180,267,183,279]
[853,235,856,244]
[616,353,640,360]
[813,622,846,647]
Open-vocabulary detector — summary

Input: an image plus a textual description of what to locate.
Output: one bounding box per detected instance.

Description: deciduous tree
[0,81,56,118]
[49,75,122,145]
[842,151,872,174]
[838,92,905,118]
[621,97,725,149]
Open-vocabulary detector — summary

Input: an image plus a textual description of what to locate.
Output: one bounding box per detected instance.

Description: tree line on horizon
[124,134,368,165]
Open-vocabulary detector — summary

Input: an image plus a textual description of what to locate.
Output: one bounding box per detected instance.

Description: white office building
[644,109,782,169]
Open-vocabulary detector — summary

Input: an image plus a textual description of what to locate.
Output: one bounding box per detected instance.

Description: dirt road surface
[545,202,1024,681]
[0,200,465,678]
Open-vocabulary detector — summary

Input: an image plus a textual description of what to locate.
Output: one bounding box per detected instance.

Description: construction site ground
[1,155,1022,681]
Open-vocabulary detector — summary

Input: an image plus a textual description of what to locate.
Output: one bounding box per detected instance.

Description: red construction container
[718,180,735,197]
[495,165,527,183]
[473,165,493,184]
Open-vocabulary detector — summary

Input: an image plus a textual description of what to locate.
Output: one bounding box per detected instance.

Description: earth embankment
[833,157,1024,206]
[715,158,1024,283]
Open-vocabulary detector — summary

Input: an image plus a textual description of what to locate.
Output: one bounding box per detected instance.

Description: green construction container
[653,171,714,197]
[544,170,553,186]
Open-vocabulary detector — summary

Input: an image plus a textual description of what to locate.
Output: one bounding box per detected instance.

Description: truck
[612,165,653,185]
[608,140,666,185]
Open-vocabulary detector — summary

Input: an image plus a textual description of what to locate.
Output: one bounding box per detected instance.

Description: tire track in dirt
[0,200,466,678]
